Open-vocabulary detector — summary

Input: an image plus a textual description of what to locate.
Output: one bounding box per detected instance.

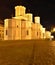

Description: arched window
[17,25,18,28]
[0,34,1,37]
[27,30,29,35]
[6,30,7,35]
[37,32,38,36]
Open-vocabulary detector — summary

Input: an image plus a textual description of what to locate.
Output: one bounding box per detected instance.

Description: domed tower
[25,13,33,22]
[15,5,26,17]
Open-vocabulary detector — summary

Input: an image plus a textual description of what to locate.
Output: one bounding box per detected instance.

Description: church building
[4,5,52,40]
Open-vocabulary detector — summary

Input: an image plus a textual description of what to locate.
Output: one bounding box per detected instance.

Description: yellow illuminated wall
[25,13,33,22]
[0,24,4,40]
[4,19,8,40]
[34,16,40,24]
[15,6,26,17]
[45,31,51,39]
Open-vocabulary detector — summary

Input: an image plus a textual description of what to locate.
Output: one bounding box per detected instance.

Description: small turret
[34,16,40,24]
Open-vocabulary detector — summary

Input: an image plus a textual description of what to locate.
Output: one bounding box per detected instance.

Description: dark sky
[0,0,55,30]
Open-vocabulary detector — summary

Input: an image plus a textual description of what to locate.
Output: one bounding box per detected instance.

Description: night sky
[0,0,55,30]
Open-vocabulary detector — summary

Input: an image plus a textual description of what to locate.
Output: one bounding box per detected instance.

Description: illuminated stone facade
[15,6,26,17]
[4,5,52,40]
[0,24,4,40]
[45,31,51,39]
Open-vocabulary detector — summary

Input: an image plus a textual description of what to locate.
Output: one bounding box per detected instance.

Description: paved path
[30,41,55,65]
[0,40,55,65]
